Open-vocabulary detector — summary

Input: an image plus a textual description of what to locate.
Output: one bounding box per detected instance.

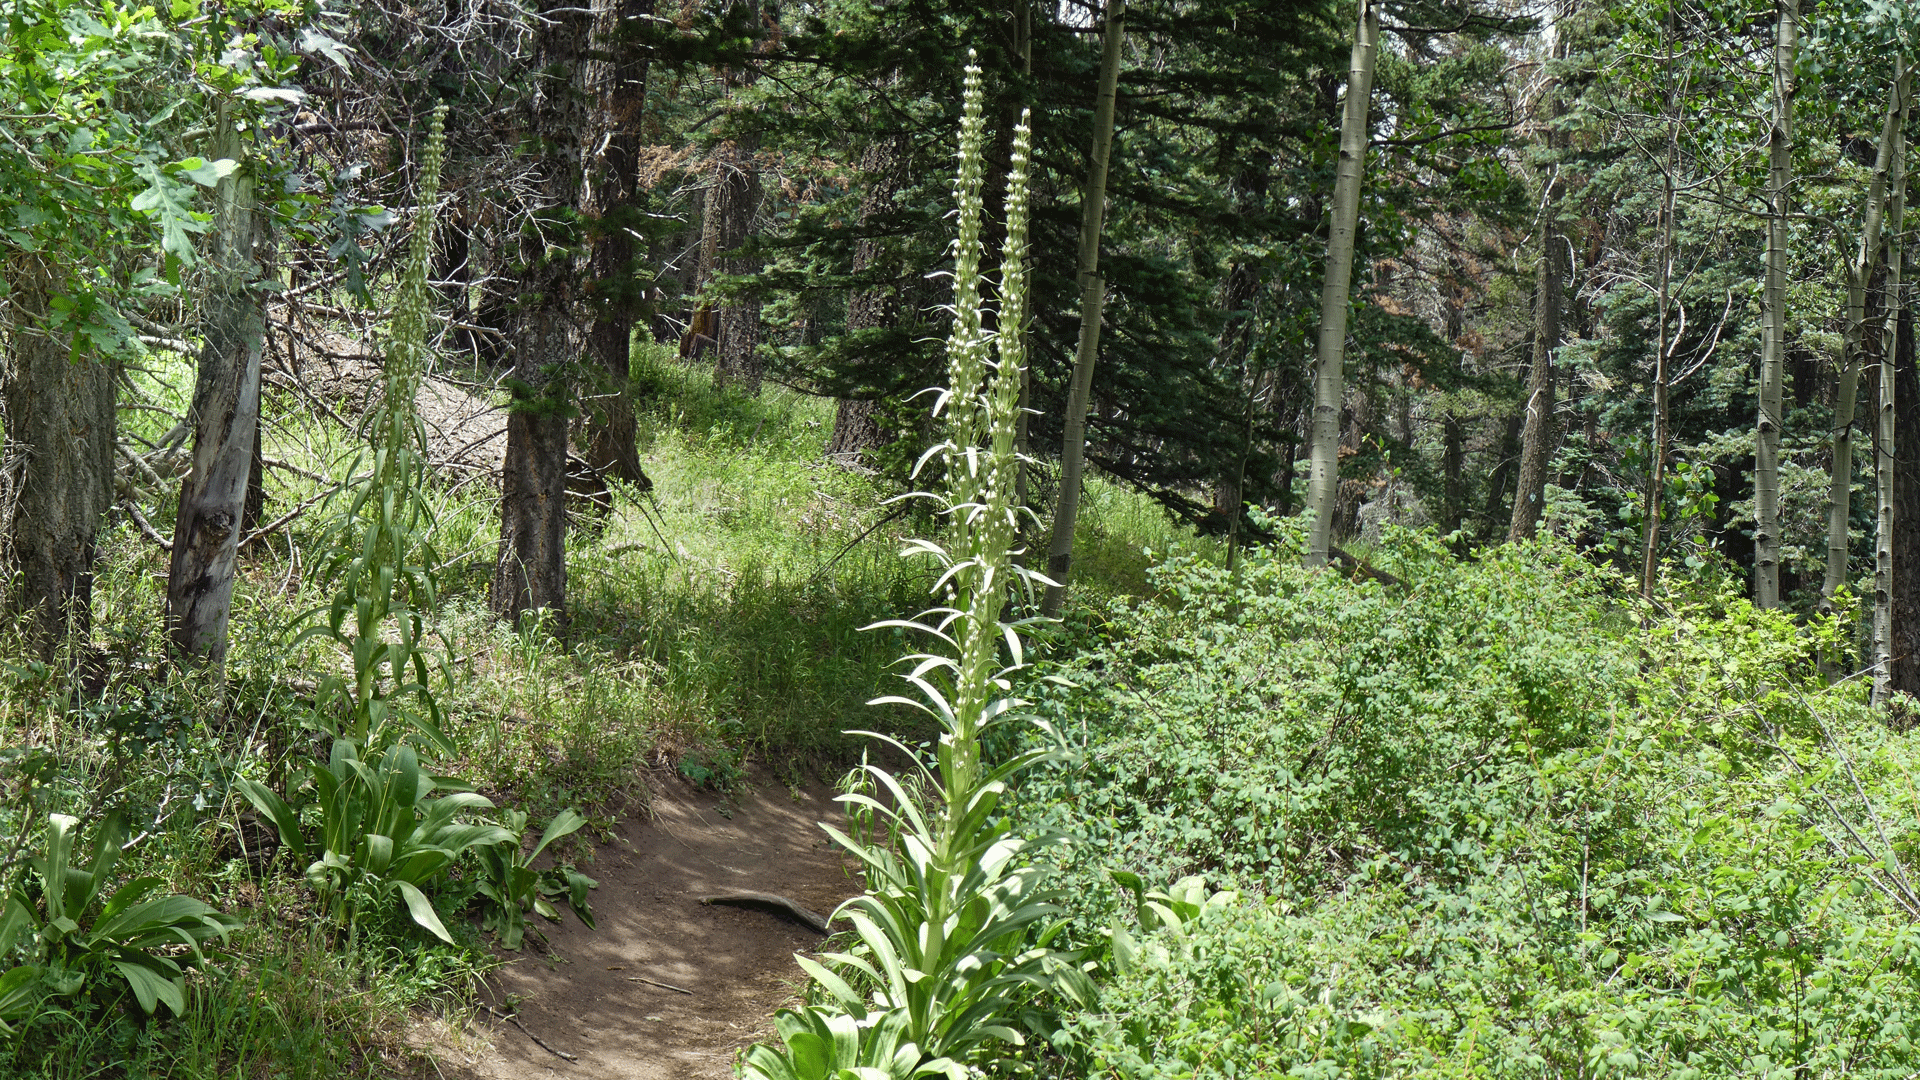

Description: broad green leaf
[112,956,184,1015]
[178,157,237,187]
[395,881,453,944]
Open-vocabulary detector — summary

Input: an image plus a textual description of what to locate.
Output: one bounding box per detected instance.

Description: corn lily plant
[742,59,1092,1080]
[237,740,513,943]
[0,813,240,1029]
[296,104,453,755]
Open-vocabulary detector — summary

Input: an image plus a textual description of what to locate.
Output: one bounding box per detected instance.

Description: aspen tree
[1305,0,1380,568]
[1754,0,1798,607]
[1878,84,1909,706]
[1824,61,1908,607]
[1041,0,1125,616]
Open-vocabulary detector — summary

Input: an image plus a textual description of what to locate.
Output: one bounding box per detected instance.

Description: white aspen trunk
[1305,0,1380,567]
[1040,0,1124,617]
[1754,0,1799,608]
[1877,85,1910,707]
[1825,61,1909,605]
[1639,23,1690,599]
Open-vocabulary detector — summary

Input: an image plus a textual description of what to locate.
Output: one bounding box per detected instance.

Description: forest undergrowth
[989,524,1920,1079]
[0,333,1190,1078]
[11,337,1920,1079]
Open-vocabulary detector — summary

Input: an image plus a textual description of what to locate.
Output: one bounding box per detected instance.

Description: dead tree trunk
[3,257,117,658]
[493,0,589,630]
[169,106,269,668]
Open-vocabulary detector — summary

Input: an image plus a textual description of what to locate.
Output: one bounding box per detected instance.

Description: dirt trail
[445,772,861,1079]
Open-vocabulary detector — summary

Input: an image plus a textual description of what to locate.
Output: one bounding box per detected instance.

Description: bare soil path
[444,770,861,1079]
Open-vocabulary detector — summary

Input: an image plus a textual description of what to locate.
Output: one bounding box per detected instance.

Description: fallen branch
[138,333,196,354]
[124,502,173,550]
[1327,544,1406,589]
[117,442,172,493]
[263,370,354,432]
[292,119,386,137]
[239,486,338,550]
[440,421,508,465]
[629,976,694,995]
[261,456,330,484]
[484,1005,577,1062]
[119,401,184,421]
[807,505,910,587]
[698,891,832,934]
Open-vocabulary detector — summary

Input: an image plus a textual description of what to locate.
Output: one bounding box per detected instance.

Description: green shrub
[472,808,596,950]
[1017,524,1640,908]
[1010,528,1920,1078]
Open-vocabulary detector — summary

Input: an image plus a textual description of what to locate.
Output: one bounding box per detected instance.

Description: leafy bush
[1018,524,1640,908]
[1009,527,1920,1078]
[473,808,596,950]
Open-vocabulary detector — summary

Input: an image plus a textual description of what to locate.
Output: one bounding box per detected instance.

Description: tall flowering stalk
[742,63,1083,1080]
[298,104,453,754]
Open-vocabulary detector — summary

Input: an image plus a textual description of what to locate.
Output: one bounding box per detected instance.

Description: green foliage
[472,808,596,951]
[1004,529,1920,1077]
[742,1006,964,1080]
[236,740,512,944]
[0,813,239,1029]
[1019,523,1634,903]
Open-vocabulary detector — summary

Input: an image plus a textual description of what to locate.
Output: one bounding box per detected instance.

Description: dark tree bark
[1510,6,1568,544]
[1892,301,1920,702]
[704,136,764,395]
[169,108,269,668]
[582,0,656,484]
[827,133,911,460]
[435,207,475,357]
[1481,411,1524,535]
[3,257,117,657]
[243,422,265,533]
[492,0,589,630]
[1442,413,1465,534]
[1213,258,1261,522]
